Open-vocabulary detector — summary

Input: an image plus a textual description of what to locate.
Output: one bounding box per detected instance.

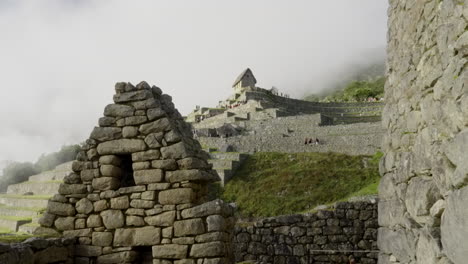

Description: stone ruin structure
[37,81,234,264]
[379,1,467,264]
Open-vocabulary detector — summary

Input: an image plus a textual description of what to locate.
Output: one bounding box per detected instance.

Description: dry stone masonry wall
[38,82,234,264]
[233,201,378,264]
[380,1,467,263]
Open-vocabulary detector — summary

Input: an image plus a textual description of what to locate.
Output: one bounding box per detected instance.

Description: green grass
[0,215,32,221]
[0,204,45,212]
[222,152,381,217]
[0,194,52,200]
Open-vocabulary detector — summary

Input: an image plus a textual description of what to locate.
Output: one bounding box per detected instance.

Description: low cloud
[0,0,388,163]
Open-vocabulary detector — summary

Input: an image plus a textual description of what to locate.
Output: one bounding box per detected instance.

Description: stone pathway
[0,162,72,233]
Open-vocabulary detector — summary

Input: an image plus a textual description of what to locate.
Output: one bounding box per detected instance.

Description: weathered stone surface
[181,199,232,219]
[97,139,147,155]
[190,241,226,257]
[160,142,193,159]
[38,212,56,227]
[96,251,138,264]
[177,158,210,170]
[74,245,102,257]
[76,198,94,214]
[206,215,225,232]
[113,89,152,103]
[130,199,155,209]
[378,228,416,263]
[152,159,178,170]
[80,169,99,182]
[92,232,113,246]
[147,107,166,121]
[144,211,176,226]
[444,129,468,187]
[110,196,129,210]
[118,185,146,194]
[62,228,92,238]
[126,215,145,226]
[132,149,161,161]
[441,186,468,264]
[114,226,161,246]
[165,130,181,143]
[166,170,217,183]
[144,132,164,148]
[92,177,120,191]
[174,218,205,237]
[159,188,195,205]
[133,169,163,185]
[48,201,76,216]
[90,127,122,141]
[139,117,171,134]
[99,116,116,127]
[122,126,139,138]
[54,217,75,231]
[99,155,121,166]
[405,177,440,223]
[104,104,135,117]
[58,184,87,195]
[93,200,108,212]
[100,165,122,177]
[100,210,125,229]
[152,244,188,259]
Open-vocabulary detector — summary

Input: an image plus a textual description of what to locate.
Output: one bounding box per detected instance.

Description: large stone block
[166,170,217,183]
[100,210,124,229]
[100,165,122,177]
[114,226,161,246]
[110,196,129,210]
[133,169,163,185]
[159,188,195,205]
[189,241,226,258]
[174,218,205,237]
[139,118,171,134]
[441,186,468,264]
[92,232,113,246]
[54,217,75,231]
[104,104,135,117]
[377,227,416,263]
[90,127,122,142]
[47,201,76,216]
[181,199,233,219]
[160,142,193,159]
[76,198,94,214]
[132,149,161,161]
[405,177,440,223]
[113,89,152,103]
[58,184,87,195]
[97,139,147,155]
[144,211,176,226]
[152,244,188,259]
[92,177,120,191]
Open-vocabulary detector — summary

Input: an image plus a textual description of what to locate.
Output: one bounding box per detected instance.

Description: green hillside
[222,152,381,217]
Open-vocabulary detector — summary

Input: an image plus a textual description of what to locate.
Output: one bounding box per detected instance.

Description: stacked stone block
[233,202,378,264]
[380,1,467,263]
[38,82,234,264]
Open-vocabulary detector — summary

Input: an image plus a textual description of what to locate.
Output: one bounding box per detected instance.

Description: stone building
[38,82,234,264]
[232,68,257,95]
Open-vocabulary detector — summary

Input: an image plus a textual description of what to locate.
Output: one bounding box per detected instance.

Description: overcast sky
[0,0,388,167]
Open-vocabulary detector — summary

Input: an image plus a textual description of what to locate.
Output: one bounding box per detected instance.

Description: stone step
[7,181,62,195]
[0,204,43,218]
[0,195,51,208]
[18,223,40,234]
[209,152,248,162]
[208,159,239,170]
[214,169,233,186]
[0,216,31,232]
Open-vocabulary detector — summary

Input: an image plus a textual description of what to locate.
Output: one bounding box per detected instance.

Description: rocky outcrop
[38,82,234,264]
[380,1,467,263]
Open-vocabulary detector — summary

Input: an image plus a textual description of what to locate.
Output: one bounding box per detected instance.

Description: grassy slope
[222,152,381,217]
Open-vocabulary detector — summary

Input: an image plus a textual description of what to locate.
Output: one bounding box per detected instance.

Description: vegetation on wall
[305,76,385,103]
[0,144,81,192]
[222,151,381,217]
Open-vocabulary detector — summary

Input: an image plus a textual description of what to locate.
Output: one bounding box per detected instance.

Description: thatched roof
[232,68,257,87]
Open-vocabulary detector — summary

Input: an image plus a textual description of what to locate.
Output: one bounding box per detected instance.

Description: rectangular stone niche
[118,154,136,187]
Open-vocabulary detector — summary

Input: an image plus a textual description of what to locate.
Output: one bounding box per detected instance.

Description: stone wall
[0,237,76,264]
[379,1,467,263]
[38,82,235,264]
[233,201,378,264]
[197,114,383,156]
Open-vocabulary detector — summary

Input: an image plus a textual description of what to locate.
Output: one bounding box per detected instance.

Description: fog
[0,0,388,167]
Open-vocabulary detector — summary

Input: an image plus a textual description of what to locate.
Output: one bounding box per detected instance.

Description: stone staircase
[204,150,248,185]
[0,162,73,234]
